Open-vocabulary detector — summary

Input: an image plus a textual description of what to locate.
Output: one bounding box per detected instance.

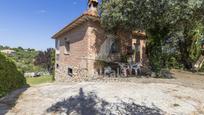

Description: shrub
[0,53,26,97]
[200,64,204,72]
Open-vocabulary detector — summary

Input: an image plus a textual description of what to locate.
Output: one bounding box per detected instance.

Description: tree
[11,46,39,72]
[0,45,3,50]
[100,0,204,71]
[34,48,55,74]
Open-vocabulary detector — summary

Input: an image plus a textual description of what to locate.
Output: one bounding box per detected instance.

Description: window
[68,68,73,77]
[56,64,59,69]
[56,40,60,55]
[55,40,60,50]
[110,39,119,53]
[65,41,70,51]
[64,38,70,54]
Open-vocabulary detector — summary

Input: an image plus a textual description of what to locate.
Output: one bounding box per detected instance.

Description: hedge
[0,53,26,97]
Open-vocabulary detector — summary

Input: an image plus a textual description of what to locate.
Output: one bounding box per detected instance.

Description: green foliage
[0,53,26,97]
[189,24,204,61]
[168,57,183,69]
[11,47,41,73]
[34,48,55,77]
[101,0,204,31]
[50,49,55,80]
[120,54,128,63]
[0,45,9,50]
[147,39,162,72]
[0,46,47,73]
[200,64,204,71]
[100,0,204,71]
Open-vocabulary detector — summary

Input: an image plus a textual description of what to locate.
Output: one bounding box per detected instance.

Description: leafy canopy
[100,0,204,32]
[100,0,204,71]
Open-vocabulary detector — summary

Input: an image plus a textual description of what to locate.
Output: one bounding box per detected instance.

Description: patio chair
[116,62,129,77]
[104,66,116,77]
[131,63,141,76]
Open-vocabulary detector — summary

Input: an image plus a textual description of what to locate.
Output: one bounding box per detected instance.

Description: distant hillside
[0,45,45,73]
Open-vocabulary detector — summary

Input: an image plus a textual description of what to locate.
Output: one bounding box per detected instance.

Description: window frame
[64,38,70,55]
[56,39,60,50]
[110,39,119,54]
[68,68,73,77]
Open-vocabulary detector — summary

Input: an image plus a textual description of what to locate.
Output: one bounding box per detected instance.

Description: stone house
[52,0,147,81]
[0,49,16,56]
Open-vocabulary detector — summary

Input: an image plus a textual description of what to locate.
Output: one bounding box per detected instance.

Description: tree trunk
[178,37,193,70]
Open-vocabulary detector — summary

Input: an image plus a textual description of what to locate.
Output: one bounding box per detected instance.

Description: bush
[0,53,26,97]
[199,64,204,72]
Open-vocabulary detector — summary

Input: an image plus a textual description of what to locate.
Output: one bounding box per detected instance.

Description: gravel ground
[0,71,204,115]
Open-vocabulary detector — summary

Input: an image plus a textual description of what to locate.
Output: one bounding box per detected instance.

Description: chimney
[86,0,98,16]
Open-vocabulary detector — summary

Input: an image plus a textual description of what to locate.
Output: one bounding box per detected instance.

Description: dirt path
[0,71,204,115]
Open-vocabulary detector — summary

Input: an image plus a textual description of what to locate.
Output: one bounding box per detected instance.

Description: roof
[52,14,100,39]
[1,49,16,54]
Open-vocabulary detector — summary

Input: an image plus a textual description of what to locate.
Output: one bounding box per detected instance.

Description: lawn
[26,75,54,86]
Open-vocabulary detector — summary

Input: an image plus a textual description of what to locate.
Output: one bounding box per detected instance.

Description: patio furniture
[115,62,129,77]
[131,63,141,76]
[104,66,116,77]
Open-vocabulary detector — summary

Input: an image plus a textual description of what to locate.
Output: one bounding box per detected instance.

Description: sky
[0,0,88,50]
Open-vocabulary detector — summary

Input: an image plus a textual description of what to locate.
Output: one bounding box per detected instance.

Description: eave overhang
[52,14,100,39]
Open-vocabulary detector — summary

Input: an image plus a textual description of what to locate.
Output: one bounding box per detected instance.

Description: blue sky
[0,0,88,50]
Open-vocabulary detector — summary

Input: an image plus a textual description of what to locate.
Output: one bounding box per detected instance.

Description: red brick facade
[53,0,147,81]
[54,18,136,80]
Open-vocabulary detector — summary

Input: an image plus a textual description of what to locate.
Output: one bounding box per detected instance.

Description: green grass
[26,75,54,86]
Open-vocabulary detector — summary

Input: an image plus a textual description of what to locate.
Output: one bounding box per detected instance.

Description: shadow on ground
[47,88,164,115]
[0,87,28,115]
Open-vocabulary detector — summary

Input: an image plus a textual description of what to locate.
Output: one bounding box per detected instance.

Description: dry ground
[0,70,204,115]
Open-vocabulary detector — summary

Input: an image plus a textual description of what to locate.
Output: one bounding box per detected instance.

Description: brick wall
[116,31,132,55]
[54,19,107,80]
[54,19,147,81]
[55,22,89,80]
